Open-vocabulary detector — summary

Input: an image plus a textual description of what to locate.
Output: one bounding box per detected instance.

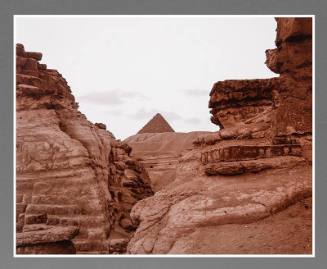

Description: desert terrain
[15,17,312,255]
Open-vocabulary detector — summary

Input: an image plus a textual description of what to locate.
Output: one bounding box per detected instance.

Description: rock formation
[209,18,312,139]
[126,17,312,254]
[137,113,175,134]
[15,17,312,255]
[16,44,153,254]
[16,226,79,254]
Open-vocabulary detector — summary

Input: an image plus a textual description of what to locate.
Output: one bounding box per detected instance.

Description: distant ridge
[137,113,175,134]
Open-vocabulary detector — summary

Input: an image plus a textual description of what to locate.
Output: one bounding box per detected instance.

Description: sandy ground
[171,197,312,254]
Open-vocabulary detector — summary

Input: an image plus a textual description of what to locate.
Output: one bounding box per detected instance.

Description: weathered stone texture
[210,17,312,137]
[16,17,312,255]
[16,226,78,254]
[209,78,277,130]
[126,18,312,254]
[16,44,153,254]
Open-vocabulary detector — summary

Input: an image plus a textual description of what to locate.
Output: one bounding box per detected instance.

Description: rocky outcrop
[127,17,312,254]
[209,18,312,139]
[16,44,153,254]
[266,18,312,136]
[15,17,312,255]
[127,165,311,254]
[209,78,277,134]
[107,140,153,243]
[16,226,79,254]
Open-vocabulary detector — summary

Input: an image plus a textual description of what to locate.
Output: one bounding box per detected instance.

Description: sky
[15,16,278,139]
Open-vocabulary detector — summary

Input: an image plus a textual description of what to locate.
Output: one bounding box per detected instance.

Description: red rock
[95,122,106,130]
[16,43,25,56]
[25,213,48,225]
[109,238,129,254]
[16,226,78,254]
[24,51,43,61]
[126,18,312,255]
[209,78,277,130]
[210,17,312,137]
[16,18,312,255]
[16,44,153,254]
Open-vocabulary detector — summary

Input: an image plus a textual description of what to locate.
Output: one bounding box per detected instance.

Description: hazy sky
[16,16,278,139]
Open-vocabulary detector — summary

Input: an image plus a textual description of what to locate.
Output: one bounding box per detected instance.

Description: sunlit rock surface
[15,17,312,255]
[127,17,312,254]
[16,44,153,254]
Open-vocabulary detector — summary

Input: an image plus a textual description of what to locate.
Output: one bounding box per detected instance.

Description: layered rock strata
[15,17,312,255]
[127,17,312,254]
[16,44,153,254]
[16,226,79,254]
[209,17,312,140]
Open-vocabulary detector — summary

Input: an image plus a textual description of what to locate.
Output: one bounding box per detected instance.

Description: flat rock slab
[17,226,79,246]
[127,165,311,254]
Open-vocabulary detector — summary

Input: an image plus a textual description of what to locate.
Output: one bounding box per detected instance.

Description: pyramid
[137,113,175,134]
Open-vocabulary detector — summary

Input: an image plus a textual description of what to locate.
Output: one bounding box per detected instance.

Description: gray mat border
[1,0,326,268]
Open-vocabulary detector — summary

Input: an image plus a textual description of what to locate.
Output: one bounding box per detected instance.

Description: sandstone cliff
[209,18,312,140]
[126,17,312,254]
[15,17,312,255]
[15,44,153,254]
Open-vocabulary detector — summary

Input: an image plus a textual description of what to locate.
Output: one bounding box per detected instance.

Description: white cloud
[185,117,202,124]
[78,90,147,105]
[16,16,277,138]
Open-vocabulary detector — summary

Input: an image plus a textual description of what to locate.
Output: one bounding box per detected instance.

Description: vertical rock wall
[126,17,312,254]
[16,44,153,254]
[210,17,312,139]
[266,18,312,136]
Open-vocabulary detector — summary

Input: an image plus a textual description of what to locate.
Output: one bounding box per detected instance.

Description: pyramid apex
[137,113,175,134]
[153,113,164,118]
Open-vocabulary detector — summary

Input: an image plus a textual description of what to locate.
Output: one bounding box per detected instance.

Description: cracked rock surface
[16,44,153,254]
[127,163,311,254]
[127,18,312,254]
[15,17,312,255]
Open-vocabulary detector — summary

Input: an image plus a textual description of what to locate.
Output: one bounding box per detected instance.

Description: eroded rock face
[209,18,312,138]
[267,18,312,136]
[127,166,311,254]
[16,226,79,254]
[127,17,312,254]
[16,44,153,254]
[15,17,312,255]
[209,78,277,133]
